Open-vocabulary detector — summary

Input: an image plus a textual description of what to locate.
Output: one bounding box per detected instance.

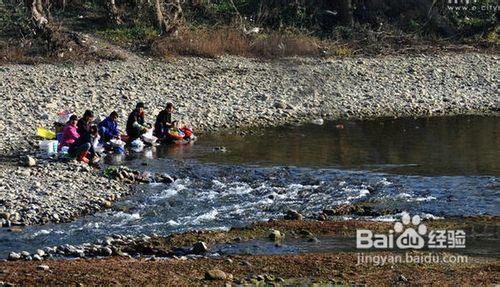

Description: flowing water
[0,116,499,257]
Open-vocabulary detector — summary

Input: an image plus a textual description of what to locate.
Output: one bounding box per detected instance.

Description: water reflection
[188,116,499,176]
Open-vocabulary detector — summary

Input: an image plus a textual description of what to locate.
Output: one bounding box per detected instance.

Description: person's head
[166,102,174,113]
[69,115,78,126]
[136,102,145,114]
[109,111,119,122]
[90,125,98,136]
[83,110,94,122]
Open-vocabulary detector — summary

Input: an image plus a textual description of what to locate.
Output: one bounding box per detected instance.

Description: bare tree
[26,0,49,31]
[117,0,185,35]
[161,0,183,35]
[25,0,65,51]
[105,0,123,25]
[338,0,353,27]
[153,0,168,32]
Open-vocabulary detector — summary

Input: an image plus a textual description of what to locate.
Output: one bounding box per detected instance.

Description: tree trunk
[153,0,168,32]
[26,0,63,51]
[163,0,183,36]
[106,0,123,25]
[338,0,353,27]
[150,0,183,36]
[128,0,183,36]
[26,0,49,31]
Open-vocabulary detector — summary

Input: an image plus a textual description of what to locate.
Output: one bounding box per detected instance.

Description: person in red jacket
[59,115,80,151]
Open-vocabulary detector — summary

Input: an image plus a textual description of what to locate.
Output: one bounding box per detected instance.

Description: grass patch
[95,25,159,47]
[151,27,325,59]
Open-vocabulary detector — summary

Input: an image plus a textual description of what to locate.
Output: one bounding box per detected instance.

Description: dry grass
[0,37,127,65]
[152,27,325,59]
[0,45,31,65]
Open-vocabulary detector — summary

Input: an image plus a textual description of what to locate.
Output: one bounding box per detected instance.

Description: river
[0,116,498,257]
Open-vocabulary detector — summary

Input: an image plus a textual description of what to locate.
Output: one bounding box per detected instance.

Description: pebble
[36,249,46,257]
[102,247,113,256]
[37,265,50,271]
[311,118,324,125]
[213,146,227,153]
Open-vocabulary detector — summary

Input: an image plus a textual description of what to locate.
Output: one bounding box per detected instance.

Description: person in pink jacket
[59,115,80,151]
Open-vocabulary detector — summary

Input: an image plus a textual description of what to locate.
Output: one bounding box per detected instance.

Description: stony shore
[0,53,499,227]
[1,218,498,286]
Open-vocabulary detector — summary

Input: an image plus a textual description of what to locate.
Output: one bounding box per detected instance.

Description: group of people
[58,102,178,164]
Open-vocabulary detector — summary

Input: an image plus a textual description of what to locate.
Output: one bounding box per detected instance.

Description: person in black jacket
[126,102,148,140]
[77,110,94,136]
[154,102,174,140]
[68,125,100,164]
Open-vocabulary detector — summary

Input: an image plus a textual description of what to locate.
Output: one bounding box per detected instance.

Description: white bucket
[39,140,59,155]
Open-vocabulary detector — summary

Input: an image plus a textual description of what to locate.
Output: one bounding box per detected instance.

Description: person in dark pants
[98,111,120,143]
[68,125,100,164]
[77,110,94,136]
[154,102,174,140]
[126,102,148,140]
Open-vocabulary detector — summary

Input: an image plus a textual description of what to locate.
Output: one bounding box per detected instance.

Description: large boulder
[284,209,303,220]
[8,252,21,261]
[192,241,209,254]
[268,229,284,241]
[21,155,36,167]
[205,269,230,280]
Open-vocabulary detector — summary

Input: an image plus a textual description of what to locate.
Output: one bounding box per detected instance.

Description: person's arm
[70,126,80,141]
[98,121,106,136]
[92,134,100,147]
[166,113,172,125]
[76,120,83,135]
[133,115,148,131]
[132,120,146,130]
[111,122,120,137]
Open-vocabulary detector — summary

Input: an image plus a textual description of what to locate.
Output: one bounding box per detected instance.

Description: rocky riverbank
[0,160,127,227]
[1,217,498,286]
[0,160,174,227]
[0,53,499,228]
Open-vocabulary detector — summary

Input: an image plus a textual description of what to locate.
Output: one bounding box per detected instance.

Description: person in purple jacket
[98,111,120,143]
